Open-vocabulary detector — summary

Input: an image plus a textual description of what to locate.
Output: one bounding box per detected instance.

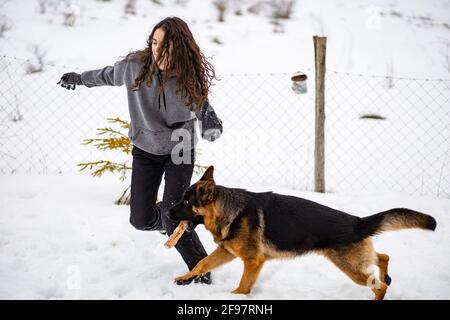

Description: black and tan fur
[169,166,437,299]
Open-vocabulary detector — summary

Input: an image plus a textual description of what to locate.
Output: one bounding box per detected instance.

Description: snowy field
[0,173,449,300]
[1,0,449,196]
[1,0,449,299]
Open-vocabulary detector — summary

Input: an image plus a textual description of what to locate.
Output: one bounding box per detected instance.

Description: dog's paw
[384,274,392,286]
[231,287,250,294]
[174,274,197,286]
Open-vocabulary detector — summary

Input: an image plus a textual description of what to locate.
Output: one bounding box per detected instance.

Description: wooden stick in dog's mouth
[164,220,189,248]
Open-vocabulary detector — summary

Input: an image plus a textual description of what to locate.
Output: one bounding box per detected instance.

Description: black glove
[57,72,83,90]
[199,104,223,142]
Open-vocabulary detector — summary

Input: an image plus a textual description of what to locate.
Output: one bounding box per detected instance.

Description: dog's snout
[168,203,183,220]
[168,208,177,220]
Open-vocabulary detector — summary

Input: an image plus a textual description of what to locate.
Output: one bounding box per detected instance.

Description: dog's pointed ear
[200,166,214,181]
[199,179,216,202]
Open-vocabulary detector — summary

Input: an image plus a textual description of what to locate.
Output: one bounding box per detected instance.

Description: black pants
[129,145,208,271]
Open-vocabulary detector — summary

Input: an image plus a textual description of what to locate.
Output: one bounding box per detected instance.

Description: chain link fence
[324,70,449,197]
[1,54,449,197]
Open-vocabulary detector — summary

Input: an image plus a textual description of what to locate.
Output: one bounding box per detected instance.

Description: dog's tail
[359,208,436,238]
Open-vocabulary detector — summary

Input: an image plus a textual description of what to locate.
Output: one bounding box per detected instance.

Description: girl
[58,16,223,285]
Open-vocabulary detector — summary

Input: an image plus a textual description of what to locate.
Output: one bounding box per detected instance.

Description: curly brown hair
[124,17,217,111]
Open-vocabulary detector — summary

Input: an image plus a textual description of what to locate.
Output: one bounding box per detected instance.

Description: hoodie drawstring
[157,72,167,111]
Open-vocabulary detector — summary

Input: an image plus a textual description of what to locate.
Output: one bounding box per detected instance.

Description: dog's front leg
[175,246,235,285]
[232,256,265,294]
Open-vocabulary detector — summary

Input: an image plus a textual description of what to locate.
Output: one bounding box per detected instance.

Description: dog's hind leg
[377,253,391,286]
[175,246,235,285]
[232,256,266,294]
[324,239,388,300]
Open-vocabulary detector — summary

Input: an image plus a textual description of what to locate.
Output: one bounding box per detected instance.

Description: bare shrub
[214,0,228,22]
[25,45,47,74]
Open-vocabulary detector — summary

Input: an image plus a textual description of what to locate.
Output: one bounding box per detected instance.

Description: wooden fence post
[313,36,326,193]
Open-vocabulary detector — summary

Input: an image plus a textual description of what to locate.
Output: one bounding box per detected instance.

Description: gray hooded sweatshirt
[80,56,220,155]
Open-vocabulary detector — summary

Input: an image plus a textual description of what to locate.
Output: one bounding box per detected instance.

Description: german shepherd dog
[169,166,437,299]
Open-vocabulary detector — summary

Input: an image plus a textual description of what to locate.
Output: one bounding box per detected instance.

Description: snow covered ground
[1,0,449,196]
[0,173,449,300]
[2,0,450,77]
